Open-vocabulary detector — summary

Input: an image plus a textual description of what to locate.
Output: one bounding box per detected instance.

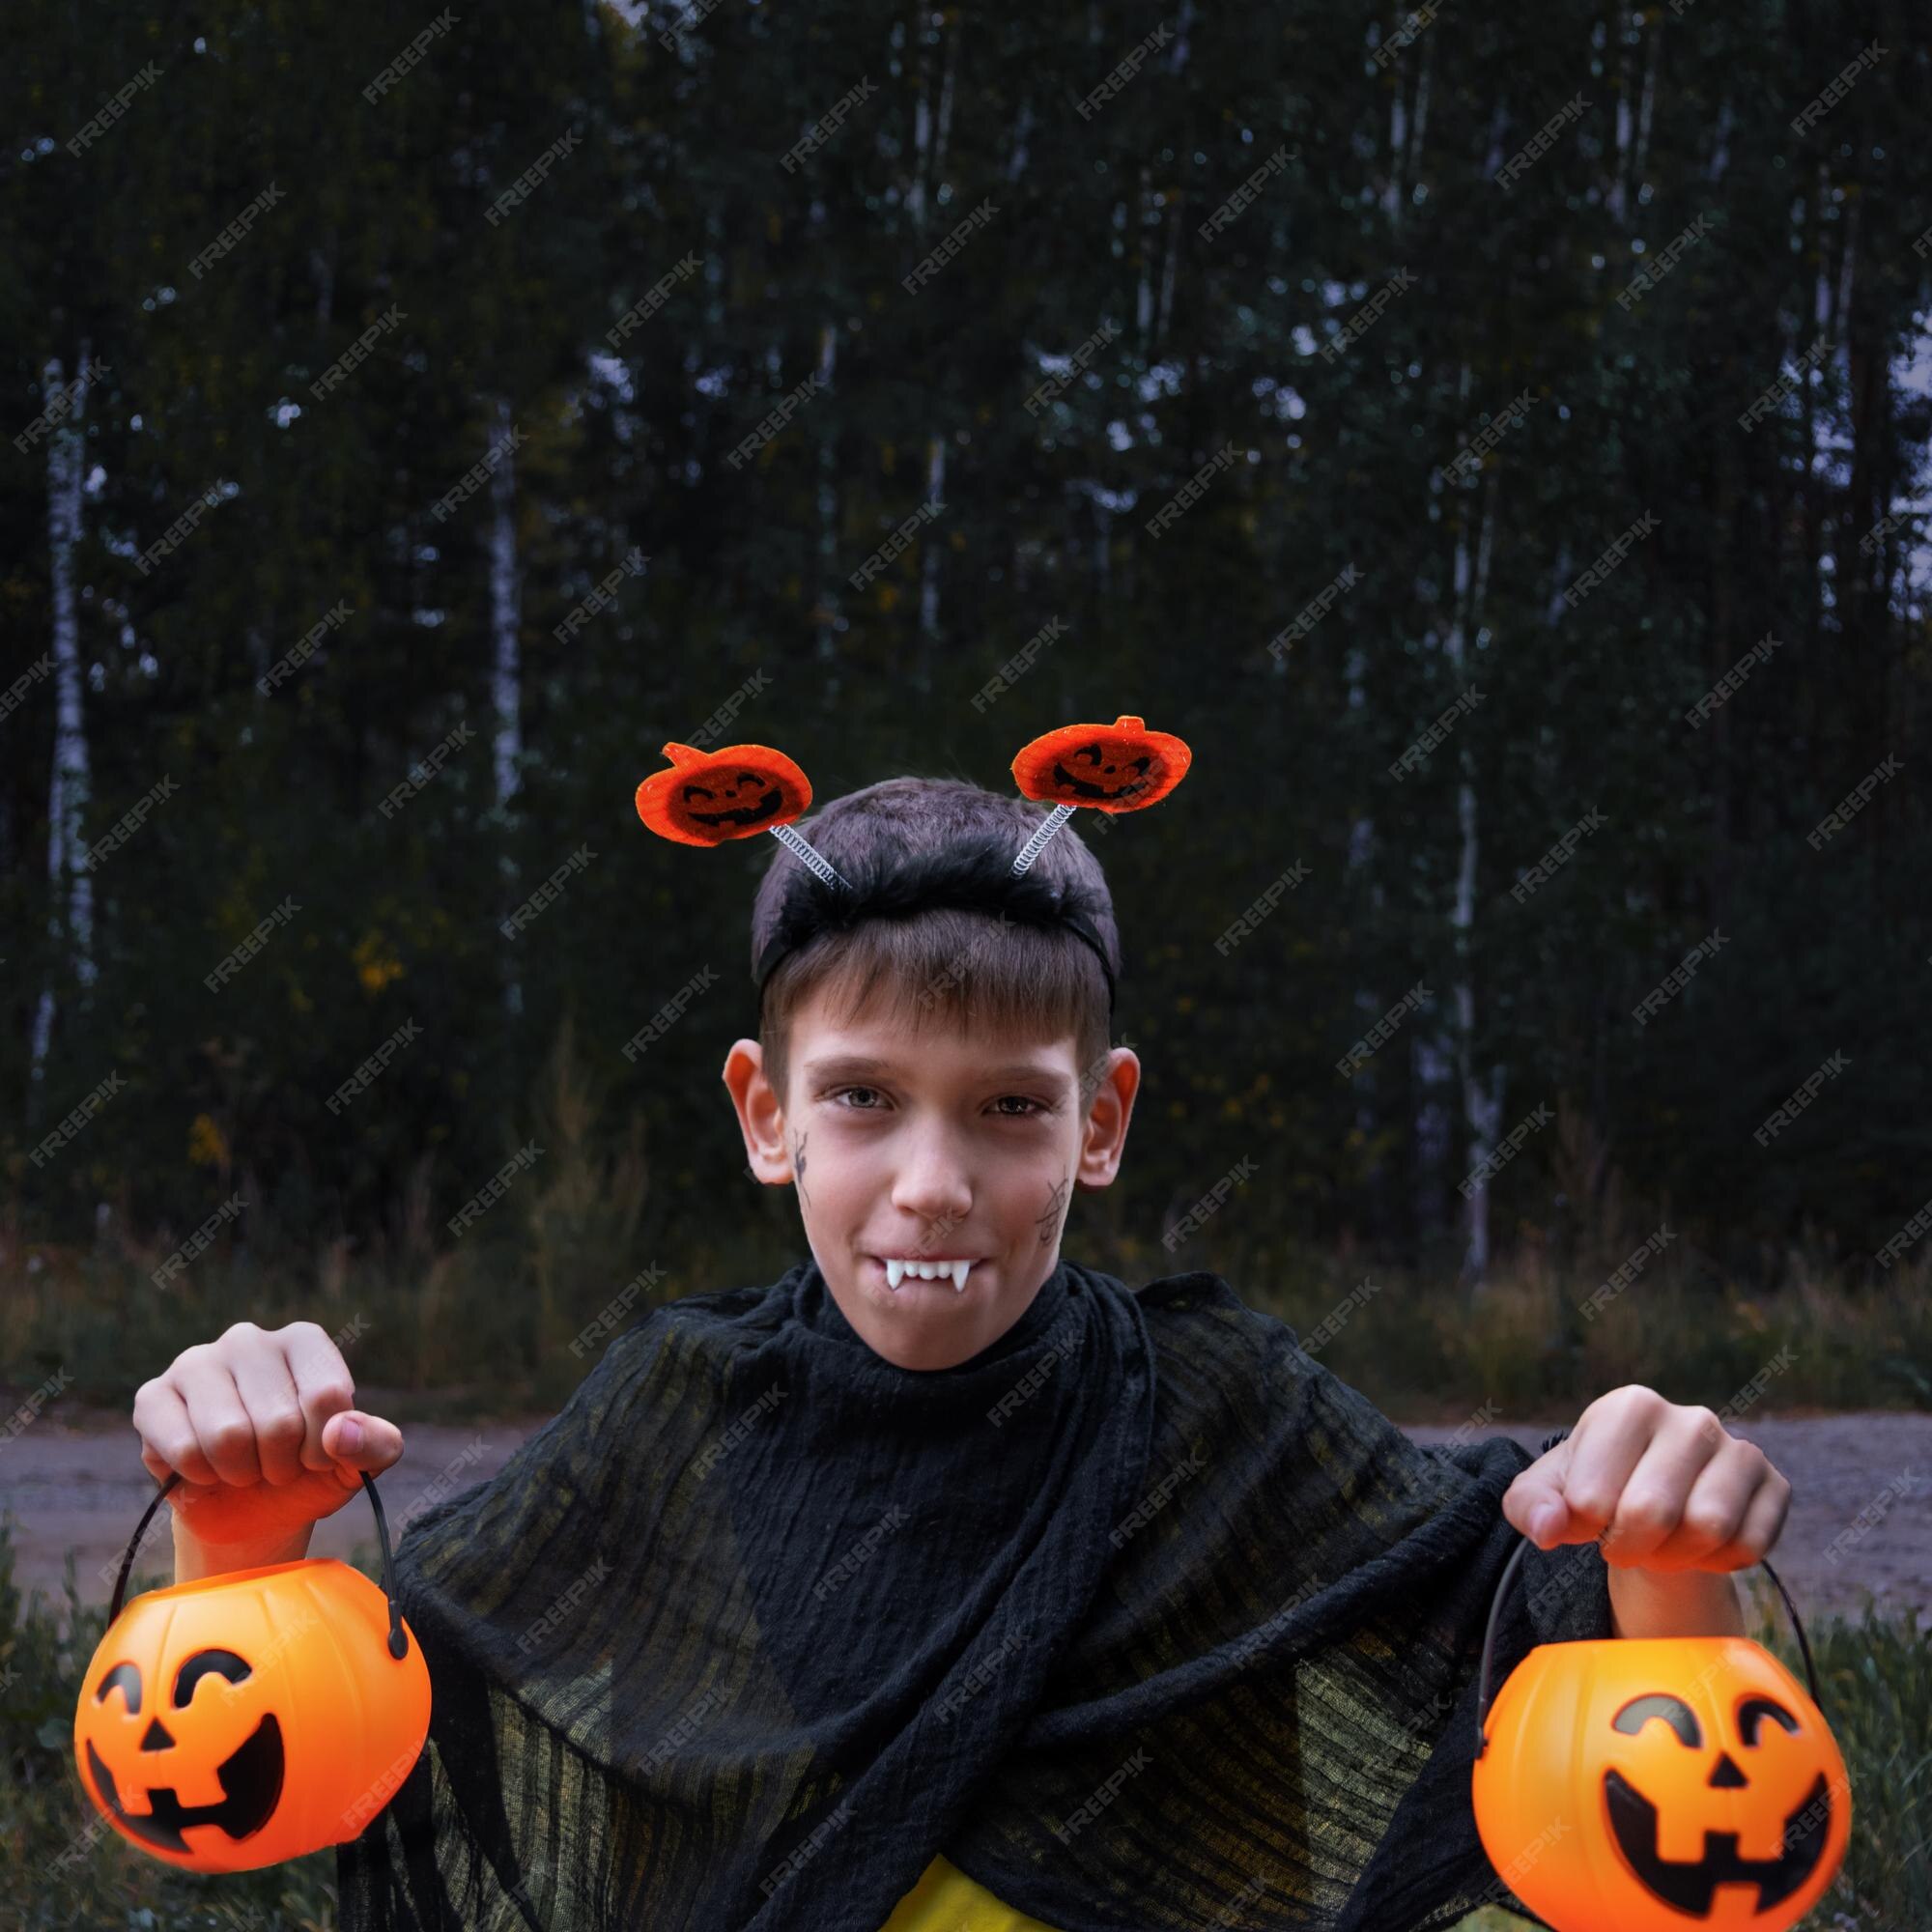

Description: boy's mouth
[867,1255,982,1294]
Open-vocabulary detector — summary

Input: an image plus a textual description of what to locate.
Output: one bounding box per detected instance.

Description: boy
[135,773,1791,1931]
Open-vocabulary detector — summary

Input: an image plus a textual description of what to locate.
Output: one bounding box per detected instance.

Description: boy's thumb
[324,1409,404,1477]
[1525,1498,1567,1545]
[1504,1468,1571,1548]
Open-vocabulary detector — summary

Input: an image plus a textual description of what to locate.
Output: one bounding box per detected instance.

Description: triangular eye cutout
[1009,714,1194,872]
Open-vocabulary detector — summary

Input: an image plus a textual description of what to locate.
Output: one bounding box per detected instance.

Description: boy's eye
[826,1087,1047,1118]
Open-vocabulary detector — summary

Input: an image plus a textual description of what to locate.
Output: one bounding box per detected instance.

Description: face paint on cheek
[792,1131,810,1213]
[1035,1175,1070,1248]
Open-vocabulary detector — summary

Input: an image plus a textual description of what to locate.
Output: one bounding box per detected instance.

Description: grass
[1230,1230,1932,1423]
[5,1230,1926,1427]
[2,1520,1924,1931]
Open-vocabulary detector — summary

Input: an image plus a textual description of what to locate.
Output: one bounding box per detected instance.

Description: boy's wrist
[1606,1563,1746,1639]
[172,1515,314,1584]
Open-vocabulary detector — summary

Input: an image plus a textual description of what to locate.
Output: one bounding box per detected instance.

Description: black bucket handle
[1473,1533,1819,1758]
[111,1467,410,1661]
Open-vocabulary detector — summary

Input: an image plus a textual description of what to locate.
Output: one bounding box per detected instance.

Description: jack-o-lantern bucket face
[74,1557,431,1874]
[635,740,812,847]
[1010,714,1191,814]
[1472,1634,1850,1932]
[81,1645,285,1859]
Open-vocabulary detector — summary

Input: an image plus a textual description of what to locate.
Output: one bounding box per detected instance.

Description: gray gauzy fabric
[336,1256,1609,1931]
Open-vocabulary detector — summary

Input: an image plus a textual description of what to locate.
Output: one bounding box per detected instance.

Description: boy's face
[723,980,1140,1371]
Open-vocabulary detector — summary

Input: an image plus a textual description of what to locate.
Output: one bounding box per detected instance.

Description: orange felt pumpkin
[1471,1546,1849,1931]
[73,1473,431,1874]
[1010,714,1192,814]
[635,740,813,847]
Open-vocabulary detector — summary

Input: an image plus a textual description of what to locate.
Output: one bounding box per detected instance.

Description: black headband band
[752,830,1118,1025]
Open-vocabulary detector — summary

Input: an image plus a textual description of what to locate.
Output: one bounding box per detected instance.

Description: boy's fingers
[133,1379,219,1487]
[321,1409,405,1479]
[280,1321,359,1472]
[227,1346,309,1487]
[173,1358,263,1486]
[1714,1468,1792,1569]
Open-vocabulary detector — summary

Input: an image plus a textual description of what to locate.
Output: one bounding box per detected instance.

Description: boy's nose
[890,1154,973,1225]
[891,1180,972,1223]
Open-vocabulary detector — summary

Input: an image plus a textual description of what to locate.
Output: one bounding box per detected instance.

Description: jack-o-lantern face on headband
[635,740,813,847]
[1010,714,1192,814]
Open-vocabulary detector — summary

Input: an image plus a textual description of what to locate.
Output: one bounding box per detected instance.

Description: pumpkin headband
[634,714,1193,1021]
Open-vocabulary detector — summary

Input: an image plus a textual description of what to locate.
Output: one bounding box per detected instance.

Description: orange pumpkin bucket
[1471,1536,1850,1931]
[72,1470,431,1873]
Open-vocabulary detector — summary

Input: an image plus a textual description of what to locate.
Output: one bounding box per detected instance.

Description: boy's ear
[1074,1045,1141,1190]
[723,1038,794,1184]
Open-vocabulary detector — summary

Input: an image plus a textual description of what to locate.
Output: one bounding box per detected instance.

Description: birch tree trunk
[1452,466,1505,1287]
[1137,164,1155,343]
[1384,86,1407,224]
[1421,365,1504,1288]
[1607,9,1634,227]
[918,436,945,689]
[907,14,931,235]
[815,316,839,663]
[1343,642,1385,1237]
[30,346,96,1096]
[1005,95,1033,182]
[489,393,525,1020]
[931,19,955,185]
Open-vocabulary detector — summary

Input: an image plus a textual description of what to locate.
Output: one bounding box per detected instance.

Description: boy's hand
[1501,1385,1791,1573]
[132,1320,405,1548]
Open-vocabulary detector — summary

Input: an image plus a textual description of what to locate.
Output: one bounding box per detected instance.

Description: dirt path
[5,1406,1925,1634]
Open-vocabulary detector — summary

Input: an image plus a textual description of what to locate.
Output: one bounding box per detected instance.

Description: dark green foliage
[3,1,1928,1295]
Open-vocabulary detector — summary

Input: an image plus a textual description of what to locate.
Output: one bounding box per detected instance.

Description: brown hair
[751,775,1121,1113]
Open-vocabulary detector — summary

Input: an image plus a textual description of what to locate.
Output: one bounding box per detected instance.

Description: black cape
[336,1256,1609,1931]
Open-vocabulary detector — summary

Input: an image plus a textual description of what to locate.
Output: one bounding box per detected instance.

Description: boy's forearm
[1607,1565,1746,1638]
[172,1515,314,1584]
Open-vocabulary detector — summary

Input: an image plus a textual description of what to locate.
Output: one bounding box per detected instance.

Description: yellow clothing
[881,1853,1065,1932]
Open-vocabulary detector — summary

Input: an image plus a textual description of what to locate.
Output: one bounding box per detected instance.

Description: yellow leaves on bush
[354,930,406,994]
[188,1113,228,1168]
